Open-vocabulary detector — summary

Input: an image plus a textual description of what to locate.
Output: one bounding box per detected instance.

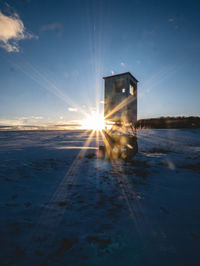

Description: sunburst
[80,111,105,131]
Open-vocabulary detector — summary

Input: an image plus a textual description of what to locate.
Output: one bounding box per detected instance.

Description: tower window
[130,84,134,95]
[129,80,136,96]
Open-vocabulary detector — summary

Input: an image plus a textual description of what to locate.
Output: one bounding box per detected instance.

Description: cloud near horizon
[0,10,36,52]
[0,117,82,131]
[0,116,44,126]
[68,107,78,112]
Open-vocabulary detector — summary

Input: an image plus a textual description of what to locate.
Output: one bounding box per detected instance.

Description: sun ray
[1,54,87,117]
[81,111,105,131]
[99,127,144,232]
[28,130,96,246]
[105,95,136,121]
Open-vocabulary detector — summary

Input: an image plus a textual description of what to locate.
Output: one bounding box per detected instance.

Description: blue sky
[0,0,200,128]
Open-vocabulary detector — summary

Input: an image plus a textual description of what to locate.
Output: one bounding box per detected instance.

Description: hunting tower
[103,72,138,125]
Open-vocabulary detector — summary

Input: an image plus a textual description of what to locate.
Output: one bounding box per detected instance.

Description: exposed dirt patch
[117,167,148,178]
[6,203,18,207]
[5,177,16,182]
[87,235,112,250]
[12,194,18,200]
[35,249,43,256]
[24,202,32,208]
[58,201,68,207]
[160,206,169,215]
[134,169,148,178]
[178,163,200,172]
[190,233,200,240]
[85,153,96,159]
[56,237,74,257]
[35,235,48,243]
[129,160,151,168]
[110,199,123,209]
[147,148,172,154]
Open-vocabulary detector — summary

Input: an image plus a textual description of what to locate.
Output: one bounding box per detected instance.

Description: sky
[0,0,200,129]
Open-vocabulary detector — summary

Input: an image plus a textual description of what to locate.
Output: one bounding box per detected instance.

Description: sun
[81,111,105,131]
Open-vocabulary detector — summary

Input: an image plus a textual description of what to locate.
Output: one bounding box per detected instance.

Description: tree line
[136,116,200,129]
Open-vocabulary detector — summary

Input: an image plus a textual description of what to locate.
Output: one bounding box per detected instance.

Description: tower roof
[103,72,138,82]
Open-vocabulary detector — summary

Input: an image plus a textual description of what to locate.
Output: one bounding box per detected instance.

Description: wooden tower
[103,72,138,125]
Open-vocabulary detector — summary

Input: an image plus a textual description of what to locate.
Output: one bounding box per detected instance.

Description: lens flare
[81,112,105,131]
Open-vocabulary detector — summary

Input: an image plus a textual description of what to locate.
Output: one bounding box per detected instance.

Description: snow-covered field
[0,129,200,266]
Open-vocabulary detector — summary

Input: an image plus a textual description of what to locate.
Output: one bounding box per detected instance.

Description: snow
[0,129,200,265]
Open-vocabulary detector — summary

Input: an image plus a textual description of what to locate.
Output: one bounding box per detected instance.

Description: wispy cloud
[168,18,174,23]
[0,116,43,127]
[0,118,82,131]
[40,23,62,36]
[139,64,182,100]
[0,116,45,130]
[72,70,79,78]
[68,107,78,112]
[64,72,69,79]
[0,10,37,52]
[120,62,125,67]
